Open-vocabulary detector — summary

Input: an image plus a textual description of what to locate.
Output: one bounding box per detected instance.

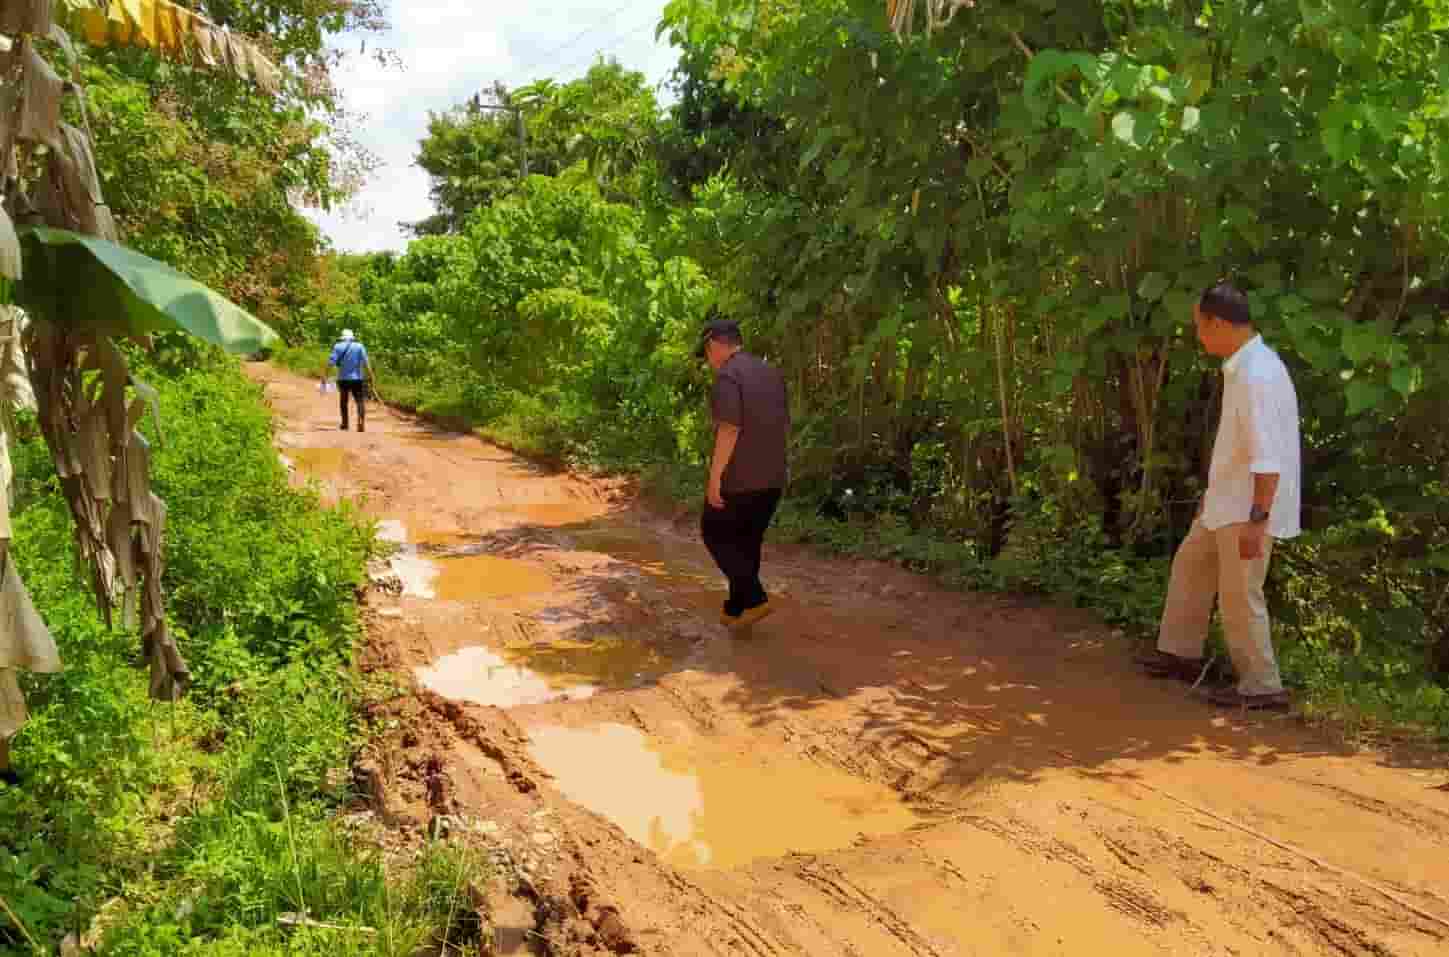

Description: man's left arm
[709,424,741,509]
[1241,379,1287,559]
[708,375,744,509]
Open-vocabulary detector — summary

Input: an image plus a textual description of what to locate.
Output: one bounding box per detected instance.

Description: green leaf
[799,127,833,171]
[1390,364,1423,397]
[1111,111,1136,145]
[1341,322,1389,365]
[1162,290,1196,323]
[1057,101,1089,134]
[1136,272,1170,302]
[15,227,279,353]
[1201,220,1227,259]
[965,155,993,180]
[1345,379,1388,415]
[1148,85,1175,106]
[1181,106,1201,133]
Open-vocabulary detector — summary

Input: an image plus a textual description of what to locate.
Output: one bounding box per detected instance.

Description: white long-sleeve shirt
[1201,335,1302,539]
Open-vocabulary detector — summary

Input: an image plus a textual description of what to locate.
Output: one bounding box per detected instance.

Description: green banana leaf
[14,226,280,353]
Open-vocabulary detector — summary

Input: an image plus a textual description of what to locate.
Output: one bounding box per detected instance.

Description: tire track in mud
[249,362,1449,957]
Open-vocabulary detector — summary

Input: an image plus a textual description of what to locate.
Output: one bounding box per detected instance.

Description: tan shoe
[731,601,775,630]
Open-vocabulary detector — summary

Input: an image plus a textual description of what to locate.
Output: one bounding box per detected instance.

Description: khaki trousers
[1157,520,1284,695]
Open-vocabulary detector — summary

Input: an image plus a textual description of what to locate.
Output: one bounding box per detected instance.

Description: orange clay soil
[251,361,1449,956]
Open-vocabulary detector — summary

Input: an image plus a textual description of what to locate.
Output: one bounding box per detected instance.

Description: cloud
[301,1,680,254]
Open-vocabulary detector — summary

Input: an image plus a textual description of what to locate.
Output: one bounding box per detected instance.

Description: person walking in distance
[696,319,790,631]
[324,329,370,432]
[1136,283,1301,710]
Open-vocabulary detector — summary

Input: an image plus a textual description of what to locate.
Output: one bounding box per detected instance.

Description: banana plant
[1,0,282,716]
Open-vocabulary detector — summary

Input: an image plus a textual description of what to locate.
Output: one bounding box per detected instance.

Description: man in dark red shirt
[695,319,790,630]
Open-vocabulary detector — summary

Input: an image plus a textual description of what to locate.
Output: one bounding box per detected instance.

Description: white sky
[302,0,681,253]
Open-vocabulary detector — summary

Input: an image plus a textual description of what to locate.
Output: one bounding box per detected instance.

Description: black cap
[694,319,742,358]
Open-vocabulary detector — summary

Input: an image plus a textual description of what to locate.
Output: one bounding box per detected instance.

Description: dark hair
[1198,282,1252,326]
[712,325,743,347]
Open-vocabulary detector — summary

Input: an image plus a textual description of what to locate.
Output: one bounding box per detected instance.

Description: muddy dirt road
[251,363,1448,956]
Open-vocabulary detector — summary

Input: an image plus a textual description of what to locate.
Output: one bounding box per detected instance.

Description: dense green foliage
[2,4,501,953]
[5,357,331,947]
[3,355,493,954]
[299,1,1449,739]
[409,62,662,236]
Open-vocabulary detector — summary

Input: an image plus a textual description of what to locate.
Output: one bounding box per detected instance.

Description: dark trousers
[338,379,367,426]
[701,488,782,615]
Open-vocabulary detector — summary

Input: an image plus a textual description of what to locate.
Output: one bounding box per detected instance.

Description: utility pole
[471,99,528,182]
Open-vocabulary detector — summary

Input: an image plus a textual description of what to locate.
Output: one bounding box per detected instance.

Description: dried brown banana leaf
[0,207,20,281]
[95,338,129,441]
[9,41,63,150]
[0,0,54,38]
[104,503,136,628]
[78,399,112,503]
[142,619,187,701]
[123,429,149,513]
[30,166,68,230]
[224,31,249,81]
[191,20,217,66]
[249,44,280,94]
[0,556,61,675]
[0,309,34,413]
[46,124,109,234]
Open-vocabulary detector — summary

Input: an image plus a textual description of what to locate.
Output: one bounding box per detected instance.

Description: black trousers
[701,488,782,615]
[338,379,367,426]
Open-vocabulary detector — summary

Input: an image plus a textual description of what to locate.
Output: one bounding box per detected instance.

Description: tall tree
[411,59,660,235]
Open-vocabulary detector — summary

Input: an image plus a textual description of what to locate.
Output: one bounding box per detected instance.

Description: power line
[501,0,646,86]
[504,11,663,90]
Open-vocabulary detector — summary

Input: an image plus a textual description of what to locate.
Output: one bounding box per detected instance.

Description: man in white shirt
[1136,283,1301,710]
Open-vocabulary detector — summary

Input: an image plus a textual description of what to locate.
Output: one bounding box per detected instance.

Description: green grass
[1,352,493,954]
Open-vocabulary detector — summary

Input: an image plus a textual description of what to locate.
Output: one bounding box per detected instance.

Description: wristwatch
[1249,505,1271,524]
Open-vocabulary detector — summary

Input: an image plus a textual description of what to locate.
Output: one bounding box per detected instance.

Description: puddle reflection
[416,636,686,708]
[527,723,922,869]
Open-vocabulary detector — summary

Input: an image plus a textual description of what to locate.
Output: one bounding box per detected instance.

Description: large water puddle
[490,503,603,527]
[377,520,553,600]
[434,554,554,601]
[289,447,348,479]
[527,723,922,869]
[566,529,721,611]
[416,636,684,707]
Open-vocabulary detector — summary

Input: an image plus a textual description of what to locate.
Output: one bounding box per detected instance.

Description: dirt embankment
[252,363,1449,956]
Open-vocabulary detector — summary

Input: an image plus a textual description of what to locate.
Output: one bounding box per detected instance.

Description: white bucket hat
[340,329,355,341]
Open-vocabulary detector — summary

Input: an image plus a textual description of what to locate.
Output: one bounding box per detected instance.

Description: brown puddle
[526,723,922,869]
[290,447,349,478]
[567,529,721,612]
[433,554,554,601]
[490,502,605,527]
[416,636,685,707]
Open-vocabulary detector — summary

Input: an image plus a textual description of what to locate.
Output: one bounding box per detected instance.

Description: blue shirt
[328,340,369,381]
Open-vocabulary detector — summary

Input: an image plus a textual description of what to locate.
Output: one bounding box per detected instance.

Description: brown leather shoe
[1134,649,1205,682]
[1197,686,1291,711]
[729,600,775,631]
